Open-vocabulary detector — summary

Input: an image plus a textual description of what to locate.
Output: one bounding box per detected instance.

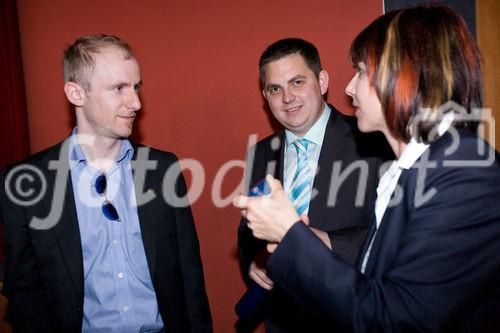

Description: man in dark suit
[0,34,212,332]
[237,38,388,332]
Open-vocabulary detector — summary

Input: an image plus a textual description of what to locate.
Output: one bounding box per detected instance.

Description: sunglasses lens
[102,201,120,221]
[95,174,107,195]
[96,174,119,221]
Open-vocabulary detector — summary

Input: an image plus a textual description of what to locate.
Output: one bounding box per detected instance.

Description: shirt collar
[68,128,86,170]
[396,139,429,170]
[396,111,455,170]
[285,103,331,147]
[68,127,134,170]
[117,139,134,163]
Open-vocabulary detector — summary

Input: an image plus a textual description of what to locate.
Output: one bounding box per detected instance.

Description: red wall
[16,0,381,331]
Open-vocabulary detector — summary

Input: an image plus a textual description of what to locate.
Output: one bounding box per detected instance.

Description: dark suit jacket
[238,106,391,332]
[0,139,213,333]
[267,129,500,332]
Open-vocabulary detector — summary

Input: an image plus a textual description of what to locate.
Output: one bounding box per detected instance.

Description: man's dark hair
[259,38,323,83]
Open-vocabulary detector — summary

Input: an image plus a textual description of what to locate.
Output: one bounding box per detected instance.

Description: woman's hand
[233,175,300,243]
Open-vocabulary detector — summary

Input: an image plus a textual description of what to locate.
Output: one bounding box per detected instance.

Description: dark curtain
[0,0,30,167]
[0,0,31,274]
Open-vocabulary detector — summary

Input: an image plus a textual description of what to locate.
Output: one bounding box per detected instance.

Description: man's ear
[318,70,329,95]
[64,82,85,107]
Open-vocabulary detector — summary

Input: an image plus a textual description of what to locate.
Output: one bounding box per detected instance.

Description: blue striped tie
[289,139,312,215]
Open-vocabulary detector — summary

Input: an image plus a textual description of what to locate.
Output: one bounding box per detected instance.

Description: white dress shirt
[361,112,455,273]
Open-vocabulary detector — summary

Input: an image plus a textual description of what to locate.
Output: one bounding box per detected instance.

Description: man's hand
[249,261,274,290]
[248,249,274,290]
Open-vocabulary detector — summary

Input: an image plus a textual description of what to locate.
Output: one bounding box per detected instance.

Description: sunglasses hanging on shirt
[95,174,121,222]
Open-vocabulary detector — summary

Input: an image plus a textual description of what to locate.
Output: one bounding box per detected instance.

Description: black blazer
[238,106,390,331]
[1,139,213,333]
[267,129,500,332]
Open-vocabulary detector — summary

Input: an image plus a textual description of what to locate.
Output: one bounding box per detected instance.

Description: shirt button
[117,272,124,279]
[123,306,129,312]
[112,239,119,245]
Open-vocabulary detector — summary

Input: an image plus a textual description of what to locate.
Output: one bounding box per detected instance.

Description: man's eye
[292,80,304,86]
[116,86,125,92]
[268,86,280,95]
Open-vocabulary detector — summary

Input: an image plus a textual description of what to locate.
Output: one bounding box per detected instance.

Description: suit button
[76,306,82,312]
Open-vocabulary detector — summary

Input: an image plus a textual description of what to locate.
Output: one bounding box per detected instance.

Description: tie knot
[293,138,309,153]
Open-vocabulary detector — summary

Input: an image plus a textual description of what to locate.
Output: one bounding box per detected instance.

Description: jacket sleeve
[170,158,213,332]
[237,144,267,285]
[1,168,52,332]
[267,151,500,332]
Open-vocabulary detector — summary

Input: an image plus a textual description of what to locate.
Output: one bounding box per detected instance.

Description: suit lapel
[363,169,411,277]
[131,144,157,278]
[357,215,377,270]
[363,207,391,277]
[309,109,351,226]
[41,140,84,300]
[267,132,285,182]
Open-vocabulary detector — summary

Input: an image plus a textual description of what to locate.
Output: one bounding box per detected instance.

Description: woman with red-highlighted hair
[234,5,500,332]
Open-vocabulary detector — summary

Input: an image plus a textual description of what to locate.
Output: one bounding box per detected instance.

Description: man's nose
[127,90,141,111]
[282,87,296,104]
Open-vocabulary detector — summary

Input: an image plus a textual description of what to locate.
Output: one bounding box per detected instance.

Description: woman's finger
[233,194,248,208]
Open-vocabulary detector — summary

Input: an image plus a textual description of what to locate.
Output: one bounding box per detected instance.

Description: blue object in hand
[247,178,271,197]
[235,282,270,320]
[235,179,271,320]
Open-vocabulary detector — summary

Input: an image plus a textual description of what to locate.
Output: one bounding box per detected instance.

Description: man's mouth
[118,114,136,120]
[285,105,302,113]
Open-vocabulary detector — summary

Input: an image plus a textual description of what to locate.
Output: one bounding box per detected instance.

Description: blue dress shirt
[69,130,164,332]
